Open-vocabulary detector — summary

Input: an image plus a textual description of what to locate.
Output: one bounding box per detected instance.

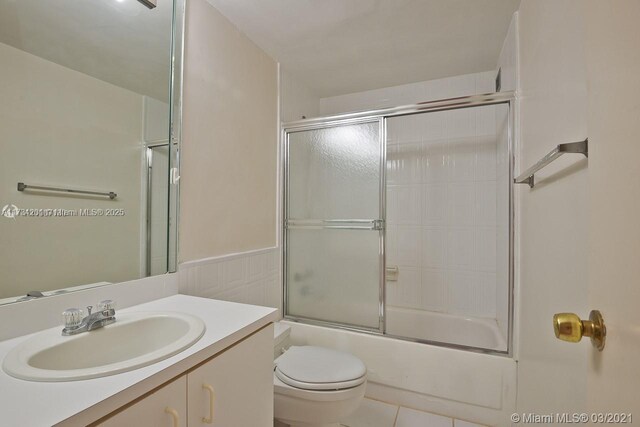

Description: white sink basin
[2,312,206,382]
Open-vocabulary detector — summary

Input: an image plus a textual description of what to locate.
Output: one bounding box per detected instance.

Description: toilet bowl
[273,324,367,427]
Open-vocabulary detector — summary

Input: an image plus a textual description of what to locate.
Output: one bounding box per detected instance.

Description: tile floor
[339,398,486,427]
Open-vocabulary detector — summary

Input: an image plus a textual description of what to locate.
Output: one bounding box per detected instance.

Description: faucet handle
[62,308,84,328]
[98,299,115,312]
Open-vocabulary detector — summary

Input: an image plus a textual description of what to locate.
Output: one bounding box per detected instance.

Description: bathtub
[385,306,508,351]
[281,319,516,426]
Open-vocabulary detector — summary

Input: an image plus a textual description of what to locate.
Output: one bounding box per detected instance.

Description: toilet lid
[275,346,366,391]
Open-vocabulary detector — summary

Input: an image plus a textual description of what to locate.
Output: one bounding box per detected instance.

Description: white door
[584,0,640,414]
[516,0,640,421]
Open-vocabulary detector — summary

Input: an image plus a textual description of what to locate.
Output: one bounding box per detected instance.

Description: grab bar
[514,139,588,188]
[285,219,384,230]
[17,182,117,199]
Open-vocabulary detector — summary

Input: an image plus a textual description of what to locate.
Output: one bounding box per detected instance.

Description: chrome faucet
[62,300,116,336]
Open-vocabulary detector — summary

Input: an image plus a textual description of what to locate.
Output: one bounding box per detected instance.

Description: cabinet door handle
[165,406,180,427]
[202,383,215,424]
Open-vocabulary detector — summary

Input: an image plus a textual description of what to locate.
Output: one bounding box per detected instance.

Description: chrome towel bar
[17,182,117,199]
[514,139,588,188]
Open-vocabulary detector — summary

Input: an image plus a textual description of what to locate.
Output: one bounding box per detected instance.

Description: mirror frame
[168,0,186,274]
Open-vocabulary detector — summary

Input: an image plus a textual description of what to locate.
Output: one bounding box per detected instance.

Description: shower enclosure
[283,93,514,354]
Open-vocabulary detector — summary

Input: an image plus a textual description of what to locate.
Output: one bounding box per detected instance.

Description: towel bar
[514,139,588,188]
[17,182,117,199]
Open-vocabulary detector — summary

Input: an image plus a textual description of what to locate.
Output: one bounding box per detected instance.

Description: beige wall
[516,0,589,413]
[280,68,320,123]
[0,42,143,298]
[179,0,278,262]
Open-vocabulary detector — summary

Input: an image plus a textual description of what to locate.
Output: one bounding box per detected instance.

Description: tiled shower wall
[178,247,281,314]
[385,106,501,319]
[320,72,509,324]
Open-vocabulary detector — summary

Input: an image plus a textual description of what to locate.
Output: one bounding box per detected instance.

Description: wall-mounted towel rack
[514,139,588,188]
[17,182,117,199]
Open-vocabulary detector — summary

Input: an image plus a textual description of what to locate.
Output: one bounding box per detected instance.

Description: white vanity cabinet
[95,325,273,427]
[97,376,187,427]
[187,325,274,426]
[0,295,279,426]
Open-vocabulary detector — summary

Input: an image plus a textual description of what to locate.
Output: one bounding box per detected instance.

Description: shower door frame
[282,116,387,333]
[281,91,516,356]
[145,142,170,277]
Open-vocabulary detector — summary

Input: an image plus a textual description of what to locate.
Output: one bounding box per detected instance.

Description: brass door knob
[553,310,606,351]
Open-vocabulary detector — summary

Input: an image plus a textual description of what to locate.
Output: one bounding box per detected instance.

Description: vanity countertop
[0,294,279,426]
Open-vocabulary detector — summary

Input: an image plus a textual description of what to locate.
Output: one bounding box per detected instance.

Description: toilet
[273,323,367,427]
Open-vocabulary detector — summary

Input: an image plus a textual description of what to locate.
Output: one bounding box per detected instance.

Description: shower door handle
[285,219,385,230]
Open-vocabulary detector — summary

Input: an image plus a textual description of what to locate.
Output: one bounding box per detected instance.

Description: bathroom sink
[2,312,206,382]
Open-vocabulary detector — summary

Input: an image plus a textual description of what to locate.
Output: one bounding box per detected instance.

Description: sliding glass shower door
[284,119,384,331]
[283,94,513,353]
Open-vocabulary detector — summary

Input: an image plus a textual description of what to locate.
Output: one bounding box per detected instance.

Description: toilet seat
[273,343,368,426]
[274,374,365,402]
[274,346,367,391]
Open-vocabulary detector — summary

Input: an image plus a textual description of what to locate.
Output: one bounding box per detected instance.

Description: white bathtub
[385,306,508,351]
[282,319,516,426]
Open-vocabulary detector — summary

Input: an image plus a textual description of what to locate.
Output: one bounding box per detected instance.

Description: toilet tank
[274,322,291,359]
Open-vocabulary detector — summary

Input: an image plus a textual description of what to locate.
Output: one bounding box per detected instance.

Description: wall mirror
[0,0,182,305]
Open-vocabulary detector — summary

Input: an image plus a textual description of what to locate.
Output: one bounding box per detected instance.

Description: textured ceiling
[0,0,173,101]
[207,0,521,97]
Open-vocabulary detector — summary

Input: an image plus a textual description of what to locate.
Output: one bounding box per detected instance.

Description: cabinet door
[188,324,274,427]
[98,376,187,427]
